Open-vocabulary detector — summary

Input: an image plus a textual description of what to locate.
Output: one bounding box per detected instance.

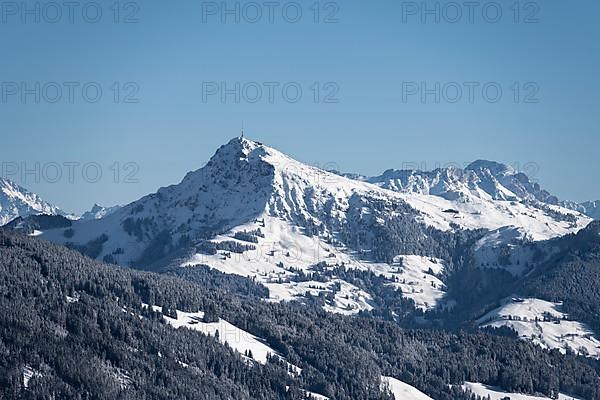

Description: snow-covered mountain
[79,203,122,221]
[37,137,590,315]
[349,161,590,241]
[0,178,63,226]
[345,160,600,220]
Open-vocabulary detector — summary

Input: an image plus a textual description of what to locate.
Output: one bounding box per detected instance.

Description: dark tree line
[1,229,599,399]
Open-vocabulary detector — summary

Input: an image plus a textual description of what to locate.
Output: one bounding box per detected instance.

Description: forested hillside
[1,230,600,399]
[523,221,600,333]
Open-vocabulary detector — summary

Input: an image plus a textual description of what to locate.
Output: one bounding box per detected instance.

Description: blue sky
[1,0,599,213]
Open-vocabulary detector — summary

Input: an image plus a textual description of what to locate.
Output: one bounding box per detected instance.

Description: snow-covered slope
[461,382,583,400]
[381,376,433,400]
[471,226,547,276]
[477,298,600,358]
[0,178,63,225]
[183,215,450,312]
[382,255,447,311]
[138,304,301,373]
[398,193,587,241]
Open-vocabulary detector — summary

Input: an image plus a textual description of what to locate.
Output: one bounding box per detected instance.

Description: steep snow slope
[139,304,301,373]
[477,298,600,358]
[461,382,583,400]
[471,226,551,276]
[381,376,433,400]
[0,178,63,225]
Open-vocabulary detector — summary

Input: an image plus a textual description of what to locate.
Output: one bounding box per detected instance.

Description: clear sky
[1,0,599,214]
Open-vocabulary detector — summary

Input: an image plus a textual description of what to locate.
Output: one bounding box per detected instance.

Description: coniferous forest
[2,230,600,400]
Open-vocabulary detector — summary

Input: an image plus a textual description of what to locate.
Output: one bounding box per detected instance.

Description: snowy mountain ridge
[79,203,122,221]
[0,178,63,226]
[341,160,599,220]
[39,137,589,263]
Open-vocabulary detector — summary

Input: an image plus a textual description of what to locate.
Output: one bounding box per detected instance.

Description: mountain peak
[206,136,270,167]
[226,136,267,154]
[79,203,122,221]
[0,177,20,192]
[465,160,514,176]
[0,178,63,225]
[229,135,262,148]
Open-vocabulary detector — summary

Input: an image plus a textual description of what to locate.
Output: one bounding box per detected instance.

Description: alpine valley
[2,137,600,400]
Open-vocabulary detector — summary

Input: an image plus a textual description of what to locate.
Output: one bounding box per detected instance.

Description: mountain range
[0,138,587,315]
[2,139,597,300]
[0,177,121,226]
[3,139,597,230]
[3,137,600,399]
[342,159,600,220]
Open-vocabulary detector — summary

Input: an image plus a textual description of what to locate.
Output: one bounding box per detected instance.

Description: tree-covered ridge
[1,230,599,399]
[523,221,600,333]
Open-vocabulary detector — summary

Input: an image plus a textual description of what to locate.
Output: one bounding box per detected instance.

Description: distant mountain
[79,203,122,221]
[569,200,600,220]
[0,178,63,226]
[342,160,600,220]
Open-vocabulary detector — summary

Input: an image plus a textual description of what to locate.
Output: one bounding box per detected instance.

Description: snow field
[478,298,600,358]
